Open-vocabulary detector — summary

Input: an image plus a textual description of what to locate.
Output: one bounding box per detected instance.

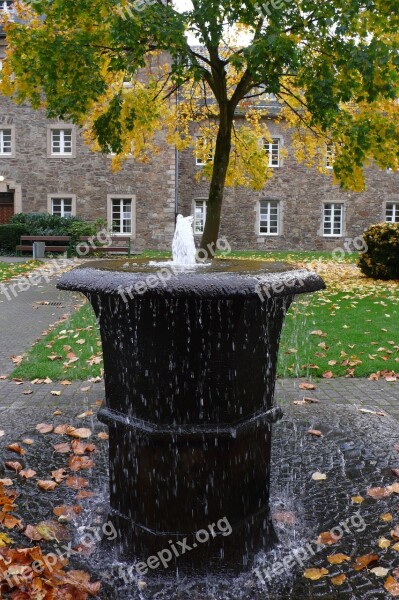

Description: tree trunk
[200,109,233,253]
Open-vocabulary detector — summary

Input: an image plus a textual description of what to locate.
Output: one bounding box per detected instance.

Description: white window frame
[385,201,399,223]
[0,125,15,157]
[195,136,214,166]
[263,138,280,168]
[47,125,76,158]
[193,199,207,234]
[47,194,76,217]
[325,142,335,169]
[258,199,280,236]
[323,202,344,237]
[107,194,136,237]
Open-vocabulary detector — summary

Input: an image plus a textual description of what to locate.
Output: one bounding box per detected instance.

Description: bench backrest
[79,236,131,243]
[21,236,71,242]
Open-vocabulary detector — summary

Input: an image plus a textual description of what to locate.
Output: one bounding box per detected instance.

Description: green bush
[358,222,399,280]
[0,224,28,252]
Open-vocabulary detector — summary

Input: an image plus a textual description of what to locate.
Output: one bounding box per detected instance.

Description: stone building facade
[179,120,399,250]
[1,29,399,251]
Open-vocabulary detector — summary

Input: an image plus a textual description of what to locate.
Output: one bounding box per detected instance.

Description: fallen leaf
[0,479,13,486]
[303,567,329,580]
[60,380,72,386]
[54,424,70,434]
[378,537,392,549]
[71,440,97,455]
[35,423,53,434]
[272,511,296,525]
[19,469,36,479]
[66,476,89,490]
[68,455,95,472]
[51,390,61,396]
[51,469,68,483]
[77,410,94,419]
[67,427,92,439]
[367,486,391,499]
[353,553,379,571]
[308,429,323,437]
[380,513,393,522]
[299,382,316,390]
[371,567,389,577]
[24,524,43,541]
[75,490,96,499]
[35,519,69,541]
[53,505,82,520]
[310,330,327,337]
[331,574,346,586]
[4,461,22,472]
[385,575,399,596]
[327,553,350,565]
[312,472,327,481]
[37,480,58,491]
[22,438,34,445]
[7,443,26,456]
[322,371,334,379]
[54,442,71,453]
[316,531,340,545]
[391,526,399,541]
[97,432,109,440]
[388,482,399,494]
[351,495,364,504]
[21,389,33,395]
[0,532,13,547]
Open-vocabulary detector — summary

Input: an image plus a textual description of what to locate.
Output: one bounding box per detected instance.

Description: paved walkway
[0,259,80,374]
[0,377,398,426]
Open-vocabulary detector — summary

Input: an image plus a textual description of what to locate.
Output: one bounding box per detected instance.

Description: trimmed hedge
[358,222,399,280]
[0,224,28,252]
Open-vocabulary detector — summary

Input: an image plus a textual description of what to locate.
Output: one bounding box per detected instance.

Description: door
[0,191,14,224]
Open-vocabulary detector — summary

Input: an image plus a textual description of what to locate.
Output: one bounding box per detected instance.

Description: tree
[1,0,399,250]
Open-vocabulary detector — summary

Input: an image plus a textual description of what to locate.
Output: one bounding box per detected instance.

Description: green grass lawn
[0,260,43,283]
[10,252,399,380]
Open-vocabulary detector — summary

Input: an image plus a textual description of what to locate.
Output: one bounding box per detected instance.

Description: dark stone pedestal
[58,260,324,572]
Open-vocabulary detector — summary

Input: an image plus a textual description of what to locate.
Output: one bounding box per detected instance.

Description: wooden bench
[77,235,133,257]
[16,235,71,256]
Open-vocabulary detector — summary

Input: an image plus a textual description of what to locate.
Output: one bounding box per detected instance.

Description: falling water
[171,214,197,266]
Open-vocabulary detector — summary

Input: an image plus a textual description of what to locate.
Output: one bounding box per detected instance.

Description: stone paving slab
[276,377,399,421]
[0,260,81,374]
[0,377,397,424]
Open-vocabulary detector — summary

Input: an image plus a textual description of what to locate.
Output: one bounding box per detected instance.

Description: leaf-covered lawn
[0,260,43,283]
[10,254,399,380]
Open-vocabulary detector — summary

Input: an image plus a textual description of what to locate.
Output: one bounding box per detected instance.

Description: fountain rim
[57,264,326,299]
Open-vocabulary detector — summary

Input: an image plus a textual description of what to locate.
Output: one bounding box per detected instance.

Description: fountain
[57,216,325,574]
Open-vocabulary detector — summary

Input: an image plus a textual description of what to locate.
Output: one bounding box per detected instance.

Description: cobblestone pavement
[0,376,397,425]
[0,259,81,374]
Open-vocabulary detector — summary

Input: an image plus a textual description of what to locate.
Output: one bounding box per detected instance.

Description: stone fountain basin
[57,258,325,299]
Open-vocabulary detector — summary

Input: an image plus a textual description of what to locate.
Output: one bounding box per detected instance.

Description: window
[194,200,207,234]
[259,200,279,235]
[325,142,335,169]
[263,138,280,167]
[48,126,75,157]
[47,194,76,217]
[51,129,72,155]
[386,202,399,223]
[323,203,344,236]
[195,137,214,166]
[51,197,73,218]
[0,128,12,155]
[111,198,133,234]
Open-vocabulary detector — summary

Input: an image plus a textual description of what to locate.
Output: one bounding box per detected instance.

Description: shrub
[0,224,28,252]
[358,222,399,280]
